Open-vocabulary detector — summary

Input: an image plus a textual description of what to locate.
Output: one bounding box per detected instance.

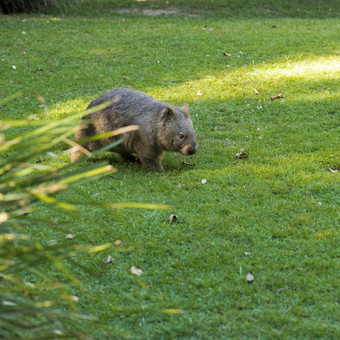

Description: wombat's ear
[161,107,177,121]
[181,103,190,117]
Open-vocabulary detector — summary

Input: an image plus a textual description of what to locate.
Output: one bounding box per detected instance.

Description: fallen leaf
[70,295,79,302]
[254,89,260,95]
[65,234,75,239]
[223,53,232,57]
[182,161,194,167]
[246,273,254,283]
[270,93,283,100]
[201,178,207,184]
[12,65,16,70]
[114,240,121,246]
[197,90,203,96]
[130,266,143,276]
[244,252,251,256]
[329,168,338,174]
[235,148,249,159]
[105,255,113,264]
[169,214,178,224]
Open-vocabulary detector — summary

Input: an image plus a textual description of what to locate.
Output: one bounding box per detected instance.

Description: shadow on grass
[68,0,339,19]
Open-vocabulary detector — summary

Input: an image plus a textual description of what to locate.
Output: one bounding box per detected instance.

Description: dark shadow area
[70,0,339,19]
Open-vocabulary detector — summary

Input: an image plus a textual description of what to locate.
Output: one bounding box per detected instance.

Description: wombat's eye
[179,133,185,139]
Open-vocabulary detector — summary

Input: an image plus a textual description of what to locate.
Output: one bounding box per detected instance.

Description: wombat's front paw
[140,158,164,172]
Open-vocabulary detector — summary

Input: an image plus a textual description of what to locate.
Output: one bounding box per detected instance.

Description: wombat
[71,88,198,172]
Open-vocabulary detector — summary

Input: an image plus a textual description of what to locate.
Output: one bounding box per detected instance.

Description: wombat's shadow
[85,152,197,173]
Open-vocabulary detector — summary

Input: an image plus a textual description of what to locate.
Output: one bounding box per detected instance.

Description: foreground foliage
[0,108,116,338]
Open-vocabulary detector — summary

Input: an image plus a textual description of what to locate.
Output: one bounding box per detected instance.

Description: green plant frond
[33,194,78,211]
[0,137,22,152]
[88,201,172,210]
[0,193,31,202]
[0,119,53,128]
[65,138,125,168]
[74,124,139,145]
[0,233,29,242]
[0,92,23,106]
[87,243,111,253]
[42,253,81,288]
[59,164,115,185]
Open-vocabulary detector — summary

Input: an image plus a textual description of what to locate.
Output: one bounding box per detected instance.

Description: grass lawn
[1,0,339,338]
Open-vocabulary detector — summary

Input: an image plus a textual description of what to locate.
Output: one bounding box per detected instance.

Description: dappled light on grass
[247,56,339,80]
[147,55,339,103]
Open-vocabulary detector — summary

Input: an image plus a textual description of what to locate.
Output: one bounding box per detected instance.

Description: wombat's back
[87,88,164,119]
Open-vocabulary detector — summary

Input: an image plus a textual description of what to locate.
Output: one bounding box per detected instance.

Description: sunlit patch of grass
[149,55,339,104]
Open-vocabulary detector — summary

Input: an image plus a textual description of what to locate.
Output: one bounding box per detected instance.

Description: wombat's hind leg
[71,125,91,163]
[119,152,138,162]
[70,149,83,163]
[70,145,91,163]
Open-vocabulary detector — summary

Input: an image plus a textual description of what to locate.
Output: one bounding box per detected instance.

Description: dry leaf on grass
[114,240,121,246]
[169,214,178,224]
[270,93,283,100]
[130,266,143,276]
[235,148,249,159]
[182,161,194,167]
[201,178,207,184]
[65,234,75,239]
[329,168,338,174]
[105,255,113,264]
[197,90,203,96]
[254,89,260,95]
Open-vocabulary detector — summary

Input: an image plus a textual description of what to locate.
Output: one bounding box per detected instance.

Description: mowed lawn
[0,0,339,338]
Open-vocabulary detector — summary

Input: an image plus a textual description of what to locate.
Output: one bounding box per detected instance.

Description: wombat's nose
[188,143,198,155]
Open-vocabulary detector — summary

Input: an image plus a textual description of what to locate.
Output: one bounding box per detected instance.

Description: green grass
[1,0,339,338]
